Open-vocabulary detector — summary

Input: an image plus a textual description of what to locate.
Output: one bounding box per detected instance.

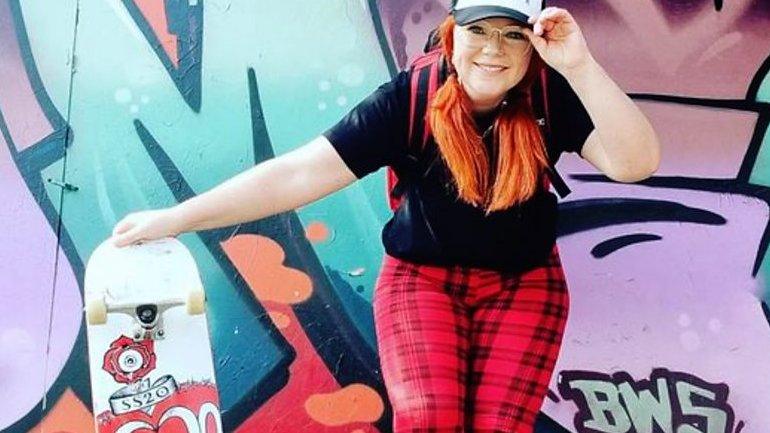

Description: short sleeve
[323,71,410,179]
[544,67,594,159]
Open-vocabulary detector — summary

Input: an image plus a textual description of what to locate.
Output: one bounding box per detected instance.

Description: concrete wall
[1,0,768,432]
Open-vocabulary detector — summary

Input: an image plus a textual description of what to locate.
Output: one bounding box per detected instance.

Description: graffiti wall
[1,0,768,432]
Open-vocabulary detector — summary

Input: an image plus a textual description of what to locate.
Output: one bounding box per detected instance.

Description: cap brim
[453,6,531,26]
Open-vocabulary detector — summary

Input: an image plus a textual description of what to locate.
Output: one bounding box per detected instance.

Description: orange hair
[428,16,549,213]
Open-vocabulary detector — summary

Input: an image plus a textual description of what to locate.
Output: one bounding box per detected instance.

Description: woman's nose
[481,31,503,54]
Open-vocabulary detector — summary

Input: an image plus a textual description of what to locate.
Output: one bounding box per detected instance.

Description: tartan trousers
[373,248,569,433]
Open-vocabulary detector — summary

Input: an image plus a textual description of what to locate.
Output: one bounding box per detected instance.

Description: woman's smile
[473,62,509,74]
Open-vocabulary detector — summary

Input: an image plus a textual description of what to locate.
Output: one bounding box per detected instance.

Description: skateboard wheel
[86,298,108,325]
[187,289,205,315]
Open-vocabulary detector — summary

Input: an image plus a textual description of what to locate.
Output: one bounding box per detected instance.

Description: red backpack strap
[385,169,401,210]
[386,49,444,210]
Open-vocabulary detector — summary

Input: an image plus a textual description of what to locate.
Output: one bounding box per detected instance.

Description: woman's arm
[525,7,661,182]
[177,135,356,230]
[562,58,660,182]
[112,136,356,246]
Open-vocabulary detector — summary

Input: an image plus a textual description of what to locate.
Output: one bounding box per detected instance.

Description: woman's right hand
[112,208,184,247]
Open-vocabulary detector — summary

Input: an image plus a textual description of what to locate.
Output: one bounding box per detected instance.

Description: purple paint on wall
[546,162,770,426]
[565,0,770,98]
[0,4,82,428]
[635,103,757,178]
[377,0,449,69]
[0,132,82,430]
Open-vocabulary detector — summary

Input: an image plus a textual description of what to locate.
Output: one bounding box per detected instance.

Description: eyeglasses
[458,21,531,50]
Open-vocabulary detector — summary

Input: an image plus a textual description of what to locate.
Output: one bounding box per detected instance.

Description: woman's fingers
[536,7,570,24]
[112,217,133,236]
[111,209,179,247]
[111,213,145,247]
[529,7,572,36]
[112,227,139,247]
[521,28,547,52]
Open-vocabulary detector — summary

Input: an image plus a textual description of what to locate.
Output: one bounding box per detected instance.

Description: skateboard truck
[86,290,206,342]
[132,302,178,341]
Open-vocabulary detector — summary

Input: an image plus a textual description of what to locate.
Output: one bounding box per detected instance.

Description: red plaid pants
[373,248,569,433]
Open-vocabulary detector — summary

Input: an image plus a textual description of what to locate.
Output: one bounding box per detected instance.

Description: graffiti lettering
[558,369,736,433]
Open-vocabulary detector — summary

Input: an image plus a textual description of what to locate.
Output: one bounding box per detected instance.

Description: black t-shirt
[324,66,593,272]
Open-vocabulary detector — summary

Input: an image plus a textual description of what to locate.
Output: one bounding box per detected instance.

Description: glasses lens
[500,27,529,47]
[463,24,489,47]
[462,23,529,49]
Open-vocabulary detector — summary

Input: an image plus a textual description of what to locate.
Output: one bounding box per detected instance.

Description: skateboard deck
[84,237,222,433]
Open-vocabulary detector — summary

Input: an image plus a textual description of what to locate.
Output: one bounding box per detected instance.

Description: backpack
[385,47,572,211]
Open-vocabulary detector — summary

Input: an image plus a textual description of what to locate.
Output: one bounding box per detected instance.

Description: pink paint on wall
[565,0,770,98]
[133,0,179,68]
[0,0,53,151]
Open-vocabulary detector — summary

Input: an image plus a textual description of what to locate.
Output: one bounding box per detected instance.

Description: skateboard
[84,237,222,433]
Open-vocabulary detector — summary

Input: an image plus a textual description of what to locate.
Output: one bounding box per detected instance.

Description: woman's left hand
[522,7,593,75]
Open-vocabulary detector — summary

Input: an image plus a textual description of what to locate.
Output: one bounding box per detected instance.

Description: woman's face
[451,17,533,112]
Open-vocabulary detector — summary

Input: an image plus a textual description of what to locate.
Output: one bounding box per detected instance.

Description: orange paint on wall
[305,384,385,427]
[221,234,313,304]
[222,234,381,433]
[133,0,179,67]
[26,388,94,433]
[268,310,292,329]
[305,221,331,243]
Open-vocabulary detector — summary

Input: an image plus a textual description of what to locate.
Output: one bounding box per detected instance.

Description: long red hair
[428,16,549,212]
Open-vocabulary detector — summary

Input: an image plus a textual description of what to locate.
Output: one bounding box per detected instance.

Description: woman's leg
[467,251,569,433]
[373,257,471,433]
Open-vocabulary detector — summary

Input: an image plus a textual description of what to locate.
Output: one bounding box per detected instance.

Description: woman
[113,1,660,432]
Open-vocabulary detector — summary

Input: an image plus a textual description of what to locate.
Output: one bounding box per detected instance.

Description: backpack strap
[387,49,444,210]
[386,52,572,211]
[532,69,572,198]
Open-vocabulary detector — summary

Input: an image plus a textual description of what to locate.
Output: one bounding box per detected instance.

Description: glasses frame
[458,20,532,50]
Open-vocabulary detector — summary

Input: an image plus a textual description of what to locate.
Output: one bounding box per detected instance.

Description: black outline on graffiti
[591,234,663,258]
[557,198,726,237]
[558,368,738,433]
[121,0,204,112]
[131,67,392,432]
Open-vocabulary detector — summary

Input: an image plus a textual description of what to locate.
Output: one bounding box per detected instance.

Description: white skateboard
[84,237,222,433]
